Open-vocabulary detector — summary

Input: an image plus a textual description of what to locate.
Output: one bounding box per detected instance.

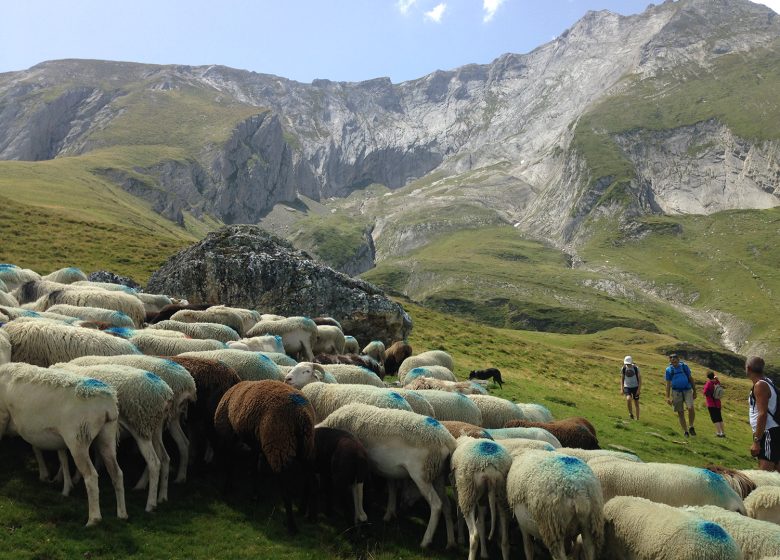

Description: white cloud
[483,0,506,23]
[424,2,447,22]
[753,0,780,13]
[397,0,417,15]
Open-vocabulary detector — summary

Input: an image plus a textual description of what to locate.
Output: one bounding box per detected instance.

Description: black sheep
[469,367,504,388]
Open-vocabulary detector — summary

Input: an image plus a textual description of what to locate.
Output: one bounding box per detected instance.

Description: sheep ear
[311,363,327,381]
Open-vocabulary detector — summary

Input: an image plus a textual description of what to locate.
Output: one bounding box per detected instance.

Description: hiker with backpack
[747,356,780,471]
[702,371,725,437]
[665,353,697,437]
[621,356,641,420]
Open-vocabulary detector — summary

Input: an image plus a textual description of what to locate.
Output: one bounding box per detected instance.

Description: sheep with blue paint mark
[515,402,554,422]
[495,438,555,456]
[485,427,561,448]
[300,382,412,422]
[147,320,240,343]
[46,304,136,328]
[467,395,525,429]
[590,460,746,513]
[313,325,346,355]
[0,307,82,325]
[319,363,385,387]
[128,332,227,355]
[411,389,483,425]
[402,365,457,385]
[398,351,455,383]
[246,316,318,361]
[0,265,40,291]
[64,355,197,484]
[556,447,641,464]
[0,362,126,526]
[343,335,360,354]
[362,340,386,364]
[685,504,780,559]
[259,352,298,367]
[507,450,604,560]
[55,363,174,512]
[177,349,283,381]
[318,403,457,549]
[228,334,285,353]
[71,280,136,293]
[395,389,436,417]
[3,318,140,367]
[603,496,742,560]
[451,436,513,560]
[744,486,780,524]
[42,267,88,284]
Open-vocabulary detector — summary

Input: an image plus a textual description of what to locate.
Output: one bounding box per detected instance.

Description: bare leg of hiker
[677,410,688,435]
[688,406,695,434]
[635,400,640,421]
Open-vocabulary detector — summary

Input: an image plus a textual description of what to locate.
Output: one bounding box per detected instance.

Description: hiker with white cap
[621,355,641,420]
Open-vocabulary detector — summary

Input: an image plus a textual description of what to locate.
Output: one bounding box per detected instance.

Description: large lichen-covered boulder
[147,225,412,344]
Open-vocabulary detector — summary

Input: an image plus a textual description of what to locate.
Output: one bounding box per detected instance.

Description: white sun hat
[623,356,633,365]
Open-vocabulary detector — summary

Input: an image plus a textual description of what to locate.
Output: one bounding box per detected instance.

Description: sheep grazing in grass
[590,460,746,513]
[65,355,197,484]
[558,448,641,464]
[178,349,283,381]
[504,418,600,449]
[147,303,212,324]
[42,267,88,284]
[705,465,757,499]
[343,335,360,354]
[466,395,525,429]
[313,427,370,525]
[744,486,780,524]
[0,363,126,526]
[318,363,384,387]
[451,437,512,560]
[685,504,780,559]
[46,304,136,328]
[4,319,139,367]
[134,293,173,317]
[398,351,455,383]
[395,389,436,417]
[362,340,386,365]
[0,330,11,365]
[494,438,555,456]
[441,420,493,440]
[0,265,41,291]
[129,332,227,355]
[147,320,240,343]
[315,352,383,378]
[402,365,457,385]
[413,390,483,425]
[318,403,457,549]
[41,288,147,327]
[384,340,413,376]
[300,382,411,422]
[246,316,318,362]
[484,427,561,448]
[56,363,174,512]
[214,380,316,534]
[313,325,346,355]
[507,450,604,560]
[405,376,488,394]
[515,402,554,422]
[603,496,741,560]
[171,306,253,337]
[71,280,136,293]
[469,368,504,388]
[228,334,285,353]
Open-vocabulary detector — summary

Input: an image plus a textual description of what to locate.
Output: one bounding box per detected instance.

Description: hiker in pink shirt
[702,371,725,438]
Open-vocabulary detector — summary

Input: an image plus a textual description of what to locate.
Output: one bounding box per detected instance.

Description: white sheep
[0,306,81,325]
[134,293,172,315]
[246,316,318,361]
[129,332,227,355]
[515,402,554,422]
[147,320,240,343]
[744,486,780,524]
[318,403,457,549]
[507,450,604,560]
[398,350,454,381]
[405,376,488,394]
[685,504,780,559]
[65,355,197,484]
[402,365,457,385]
[484,427,561,448]
[3,318,139,367]
[556,447,642,464]
[170,307,248,336]
[413,389,483,425]
[319,363,385,387]
[466,395,525,429]
[343,335,360,354]
[0,265,41,291]
[394,389,436,417]
[742,470,780,488]
[177,349,283,381]
[40,287,147,327]
[602,496,742,560]
[42,267,88,284]
[280,362,338,386]
[590,460,746,513]
[227,334,285,353]
[0,329,10,365]
[362,340,386,364]
[494,438,556,455]
[301,382,411,422]
[313,325,346,355]
[0,363,127,526]
[260,351,298,367]
[71,280,136,293]
[46,304,136,328]
[451,436,512,560]
[0,290,19,307]
[56,363,174,512]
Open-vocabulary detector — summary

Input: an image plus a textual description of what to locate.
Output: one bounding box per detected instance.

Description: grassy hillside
[0,301,757,559]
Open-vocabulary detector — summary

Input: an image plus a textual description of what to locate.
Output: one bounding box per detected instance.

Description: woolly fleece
[395,389,436,417]
[148,320,240,343]
[42,267,88,284]
[1,362,117,401]
[47,304,135,328]
[466,395,525,429]
[484,427,561,448]
[178,349,283,381]
[301,383,411,422]
[515,402,554,422]
[397,350,454,381]
[744,486,780,523]
[130,332,226,355]
[451,436,511,516]
[413,389,483,425]
[685,504,780,559]
[320,364,385,387]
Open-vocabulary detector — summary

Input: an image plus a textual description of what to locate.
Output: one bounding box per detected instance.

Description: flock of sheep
[3,263,780,559]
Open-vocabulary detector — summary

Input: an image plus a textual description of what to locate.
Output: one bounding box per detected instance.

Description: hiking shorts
[758,427,780,463]
[672,389,694,412]
[707,406,723,424]
[623,386,639,400]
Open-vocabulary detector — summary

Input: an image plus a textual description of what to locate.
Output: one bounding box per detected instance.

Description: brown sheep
[214,380,316,533]
[384,340,413,376]
[504,418,600,449]
[440,420,493,440]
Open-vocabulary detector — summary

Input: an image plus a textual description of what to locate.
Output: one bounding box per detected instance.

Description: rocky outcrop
[146,225,412,344]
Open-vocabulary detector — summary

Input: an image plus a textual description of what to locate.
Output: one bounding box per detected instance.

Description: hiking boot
[629,413,634,420]
[689,427,697,436]
[684,431,690,437]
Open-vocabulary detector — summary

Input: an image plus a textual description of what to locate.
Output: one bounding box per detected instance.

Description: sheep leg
[95,421,127,520]
[134,467,149,490]
[57,449,73,497]
[477,505,488,558]
[499,508,510,560]
[279,469,298,534]
[521,529,534,560]
[458,510,467,546]
[353,482,368,524]
[408,470,442,549]
[383,479,398,522]
[168,415,189,483]
[464,509,480,560]
[435,475,456,549]
[129,431,160,512]
[152,426,170,503]
[66,439,101,527]
[33,446,51,482]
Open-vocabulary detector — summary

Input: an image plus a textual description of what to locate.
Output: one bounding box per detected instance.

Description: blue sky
[2,0,778,84]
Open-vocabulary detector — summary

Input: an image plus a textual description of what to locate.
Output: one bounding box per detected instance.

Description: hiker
[665,353,696,437]
[702,371,725,437]
[621,355,641,420]
[747,356,780,471]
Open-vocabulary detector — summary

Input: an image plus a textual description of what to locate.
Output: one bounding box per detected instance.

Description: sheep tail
[488,476,497,540]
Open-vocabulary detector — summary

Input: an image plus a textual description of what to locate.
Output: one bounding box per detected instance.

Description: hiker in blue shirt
[665,353,697,437]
